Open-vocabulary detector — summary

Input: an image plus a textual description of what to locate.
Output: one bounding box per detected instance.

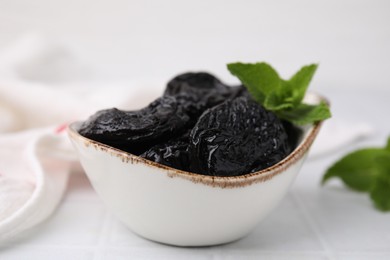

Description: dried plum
[228,85,251,99]
[282,120,303,150]
[78,71,298,177]
[78,96,191,155]
[140,132,190,171]
[165,72,229,98]
[164,72,233,119]
[189,97,291,177]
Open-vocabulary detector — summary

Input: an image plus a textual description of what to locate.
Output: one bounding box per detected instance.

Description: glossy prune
[78,71,296,176]
[164,72,233,120]
[228,85,251,99]
[78,96,191,155]
[282,120,303,150]
[140,132,190,172]
[137,74,250,170]
[189,97,291,177]
[165,72,230,98]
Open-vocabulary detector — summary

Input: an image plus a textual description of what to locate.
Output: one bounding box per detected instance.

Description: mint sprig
[322,137,390,212]
[227,62,331,125]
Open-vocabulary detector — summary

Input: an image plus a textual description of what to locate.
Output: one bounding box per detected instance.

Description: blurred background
[0,0,389,90]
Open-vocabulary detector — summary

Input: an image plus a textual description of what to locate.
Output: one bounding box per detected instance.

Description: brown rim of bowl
[68,93,328,189]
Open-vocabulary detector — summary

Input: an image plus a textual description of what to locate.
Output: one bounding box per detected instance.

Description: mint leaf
[227,62,330,126]
[276,101,331,126]
[323,137,390,212]
[227,62,281,104]
[322,148,390,191]
[263,91,294,111]
[369,155,390,211]
[370,171,390,211]
[287,64,318,106]
[371,179,390,211]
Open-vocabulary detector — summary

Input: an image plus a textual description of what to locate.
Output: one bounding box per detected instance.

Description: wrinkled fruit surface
[164,72,239,121]
[189,97,291,176]
[140,133,190,172]
[79,72,295,176]
[78,96,191,155]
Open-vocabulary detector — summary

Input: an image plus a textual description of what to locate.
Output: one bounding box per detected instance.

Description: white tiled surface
[1,88,390,259]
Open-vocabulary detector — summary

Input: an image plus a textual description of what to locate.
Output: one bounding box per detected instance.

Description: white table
[1,87,389,260]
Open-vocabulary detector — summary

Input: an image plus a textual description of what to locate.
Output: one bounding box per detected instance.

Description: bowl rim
[68,93,327,188]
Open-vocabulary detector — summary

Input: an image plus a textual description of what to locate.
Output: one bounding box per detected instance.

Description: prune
[78,71,298,177]
[78,96,191,155]
[228,85,251,99]
[140,132,190,171]
[282,120,303,150]
[164,72,233,120]
[165,72,229,97]
[189,97,291,177]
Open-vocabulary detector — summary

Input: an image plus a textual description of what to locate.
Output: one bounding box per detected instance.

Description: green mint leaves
[227,62,331,125]
[322,137,390,212]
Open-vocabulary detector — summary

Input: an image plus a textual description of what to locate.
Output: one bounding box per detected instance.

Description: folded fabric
[0,126,72,243]
[0,34,375,244]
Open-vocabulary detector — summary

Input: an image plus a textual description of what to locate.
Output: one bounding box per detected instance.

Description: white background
[0,0,389,90]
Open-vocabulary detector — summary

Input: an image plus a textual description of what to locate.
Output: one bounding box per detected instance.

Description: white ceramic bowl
[68,93,325,247]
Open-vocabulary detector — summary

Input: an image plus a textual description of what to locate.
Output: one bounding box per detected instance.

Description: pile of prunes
[78,73,301,177]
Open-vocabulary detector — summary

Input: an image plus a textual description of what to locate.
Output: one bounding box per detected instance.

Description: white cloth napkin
[0,127,72,242]
[0,34,375,243]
